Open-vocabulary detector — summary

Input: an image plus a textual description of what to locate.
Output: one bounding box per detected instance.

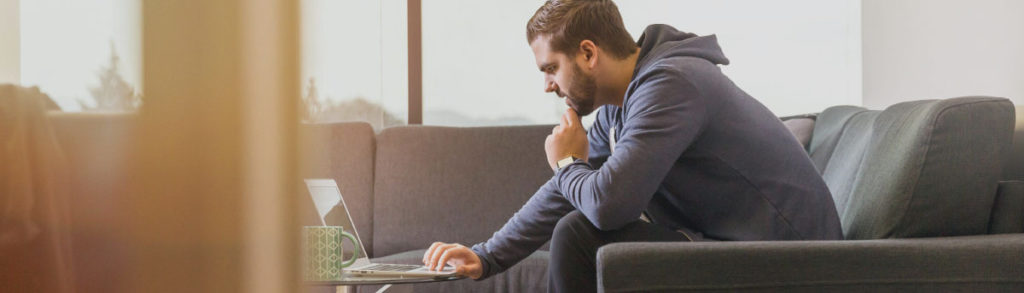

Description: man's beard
[565,63,597,116]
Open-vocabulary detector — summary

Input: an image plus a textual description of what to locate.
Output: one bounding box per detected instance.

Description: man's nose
[544,80,557,93]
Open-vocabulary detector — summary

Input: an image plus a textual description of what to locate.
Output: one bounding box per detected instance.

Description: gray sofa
[597,97,1024,292]
[53,96,1024,292]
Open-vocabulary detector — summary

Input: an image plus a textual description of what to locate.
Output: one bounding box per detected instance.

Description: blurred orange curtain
[0,84,74,293]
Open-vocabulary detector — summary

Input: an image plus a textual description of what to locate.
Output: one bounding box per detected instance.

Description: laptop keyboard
[362,264,424,272]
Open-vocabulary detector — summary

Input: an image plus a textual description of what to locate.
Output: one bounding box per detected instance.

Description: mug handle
[339,231,360,268]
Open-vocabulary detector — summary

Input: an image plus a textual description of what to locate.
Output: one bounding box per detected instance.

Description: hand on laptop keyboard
[361,264,425,272]
[423,242,483,279]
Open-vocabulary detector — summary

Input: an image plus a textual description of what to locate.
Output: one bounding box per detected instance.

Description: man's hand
[545,109,589,171]
[422,242,483,280]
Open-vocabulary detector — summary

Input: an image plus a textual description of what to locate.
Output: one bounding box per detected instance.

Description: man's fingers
[565,109,573,127]
[564,109,576,128]
[423,242,443,265]
[427,244,449,268]
[425,243,444,267]
[428,244,455,269]
[423,242,441,264]
[435,248,455,271]
[566,108,581,129]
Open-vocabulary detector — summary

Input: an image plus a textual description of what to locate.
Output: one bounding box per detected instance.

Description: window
[19,0,142,112]
[420,0,861,127]
[422,1,561,126]
[301,0,407,131]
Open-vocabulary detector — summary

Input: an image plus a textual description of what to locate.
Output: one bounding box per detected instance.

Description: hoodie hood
[635,24,730,71]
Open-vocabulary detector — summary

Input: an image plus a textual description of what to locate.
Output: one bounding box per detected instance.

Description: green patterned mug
[302,226,361,281]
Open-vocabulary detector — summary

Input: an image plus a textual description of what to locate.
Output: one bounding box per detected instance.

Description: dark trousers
[548,211,696,293]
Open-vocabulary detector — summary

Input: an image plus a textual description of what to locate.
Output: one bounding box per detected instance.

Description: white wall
[0,0,18,84]
[617,0,862,117]
[862,0,1024,109]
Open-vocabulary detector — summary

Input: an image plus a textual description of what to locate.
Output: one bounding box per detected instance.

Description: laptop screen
[304,179,370,261]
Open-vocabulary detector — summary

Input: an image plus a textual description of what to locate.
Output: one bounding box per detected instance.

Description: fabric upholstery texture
[808,97,1014,239]
[372,125,553,257]
[807,106,866,172]
[990,180,1024,234]
[597,234,1024,293]
[301,122,378,256]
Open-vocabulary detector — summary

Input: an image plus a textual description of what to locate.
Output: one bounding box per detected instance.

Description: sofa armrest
[596,234,1024,293]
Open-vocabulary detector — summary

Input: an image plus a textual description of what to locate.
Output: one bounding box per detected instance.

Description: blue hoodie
[471,24,842,279]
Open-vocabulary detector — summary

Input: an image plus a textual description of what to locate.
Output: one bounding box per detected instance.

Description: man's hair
[527,0,636,59]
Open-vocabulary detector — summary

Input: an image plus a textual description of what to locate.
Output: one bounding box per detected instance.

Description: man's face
[531,36,598,116]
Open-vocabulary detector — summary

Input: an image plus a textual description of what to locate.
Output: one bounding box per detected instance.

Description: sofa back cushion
[808,97,1014,239]
[373,125,552,257]
[301,122,377,256]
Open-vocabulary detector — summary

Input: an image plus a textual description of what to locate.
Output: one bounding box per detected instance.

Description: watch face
[557,156,577,169]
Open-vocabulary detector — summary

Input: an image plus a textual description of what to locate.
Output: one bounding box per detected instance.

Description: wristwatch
[556,155,581,170]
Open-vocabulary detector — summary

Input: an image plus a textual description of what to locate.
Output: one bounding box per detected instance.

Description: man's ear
[578,40,598,68]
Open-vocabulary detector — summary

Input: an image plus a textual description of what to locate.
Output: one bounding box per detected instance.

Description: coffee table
[306,274,464,293]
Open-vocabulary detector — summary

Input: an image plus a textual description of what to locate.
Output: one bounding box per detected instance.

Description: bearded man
[422,1,843,292]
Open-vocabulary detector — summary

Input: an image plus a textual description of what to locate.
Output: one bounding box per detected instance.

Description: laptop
[304,179,456,278]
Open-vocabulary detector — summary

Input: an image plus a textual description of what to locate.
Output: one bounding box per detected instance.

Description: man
[422,0,843,292]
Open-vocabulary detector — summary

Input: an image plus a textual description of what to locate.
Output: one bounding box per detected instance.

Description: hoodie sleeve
[468,107,618,279]
[469,177,575,279]
[554,65,707,230]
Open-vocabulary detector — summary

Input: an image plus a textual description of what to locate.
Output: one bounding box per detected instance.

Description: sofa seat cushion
[354,249,549,293]
[808,97,1014,239]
